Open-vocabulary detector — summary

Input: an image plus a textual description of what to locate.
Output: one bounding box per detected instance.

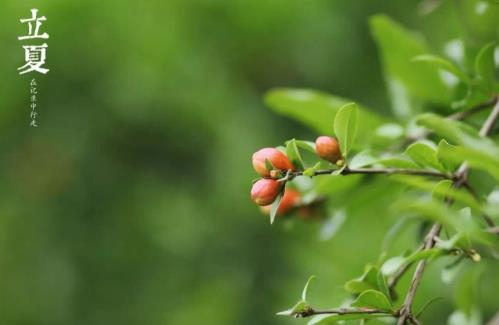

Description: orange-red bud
[259,188,301,216]
[252,148,294,177]
[315,136,342,163]
[251,178,282,206]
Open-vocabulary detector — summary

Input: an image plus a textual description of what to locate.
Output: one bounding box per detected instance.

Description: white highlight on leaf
[289,90,314,101]
[376,123,404,139]
[487,188,499,205]
[439,70,459,88]
[444,39,464,65]
[387,78,412,119]
[475,1,489,15]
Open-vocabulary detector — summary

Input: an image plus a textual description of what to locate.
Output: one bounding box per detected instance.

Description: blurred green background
[0,1,497,324]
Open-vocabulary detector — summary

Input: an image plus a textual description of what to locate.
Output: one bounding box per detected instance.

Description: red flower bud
[315,136,342,163]
[252,148,294,177]
[259,188,301,216]
[251,178,281,206]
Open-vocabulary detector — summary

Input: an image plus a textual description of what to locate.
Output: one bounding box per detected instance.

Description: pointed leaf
[351,290,393,311]
[264,88,384,142]
[286,139,305,170]
[404,141,444,170]
[302,275,316,301]
[370,15,451,107]
[334,103,359,157]
[412,54,470,83]
[475,42,497,94]
[270,191,284,224]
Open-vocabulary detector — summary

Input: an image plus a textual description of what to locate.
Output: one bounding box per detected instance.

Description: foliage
[256,5,499,325]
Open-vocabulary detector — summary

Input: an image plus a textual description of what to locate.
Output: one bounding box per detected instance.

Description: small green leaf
[333,103,359,157]
[270,191,284,224]
[345,266,379,294]
[304,162,321,177]
[416,113,496,150]
[475,42,497,94]
[351,290,393,311]
[432,179,453,201]
[412,54,470,84]
[286,139,305,170]
[307,312,388,324]
[276,300,310,316]
[377,272,391,301]
[437,144,499,181]
[292,140,316,153]
[349,151,378,168]
[381,256,406,276]
[404,141,444,170]
[437,140,460,172]
[265,158,275,171]
[302,275,316,301]
[376,156,420,169]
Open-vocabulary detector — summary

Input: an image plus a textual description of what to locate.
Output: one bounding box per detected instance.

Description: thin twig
[289,167,450,179]
[387,245,425,299]
[293,307,395,318]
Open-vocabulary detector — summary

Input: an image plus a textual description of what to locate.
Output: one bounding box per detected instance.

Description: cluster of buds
[250,136,342,219]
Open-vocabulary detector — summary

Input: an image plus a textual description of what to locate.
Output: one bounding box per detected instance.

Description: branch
[289,167,451,179]
[293,307,396,318]
[388,245,424,298]
[447,96,498,122]
[396,96,499,325]
[486,226,499,234]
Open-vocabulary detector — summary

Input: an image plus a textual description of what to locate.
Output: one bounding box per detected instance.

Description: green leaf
[376,271,391,301]
[392,198,497,245]
[380,256,406,276]
[270,191,284,224]
[370,15,451,108]
[302,275,316,301]
[416,113,496,150]
[376,156,420,169]
[264,88,384,145]
[333,103,359,157]
[276,300,310,316]
[292,140,316,153]
[390,176,482,213]
[437,140,460,172]
[349,151,378,168]
[286,139,305,170]
[265,158,275,171]
[412,54,470,84]
[475,42,497,94]
[351,290,393,311]
[437,144,499,181]
[432,179,453,201]
[381,249,446,276]
[345,266,379,294]
[307,312,388,325]
[404,141,444,170]
[304,162,321,177]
